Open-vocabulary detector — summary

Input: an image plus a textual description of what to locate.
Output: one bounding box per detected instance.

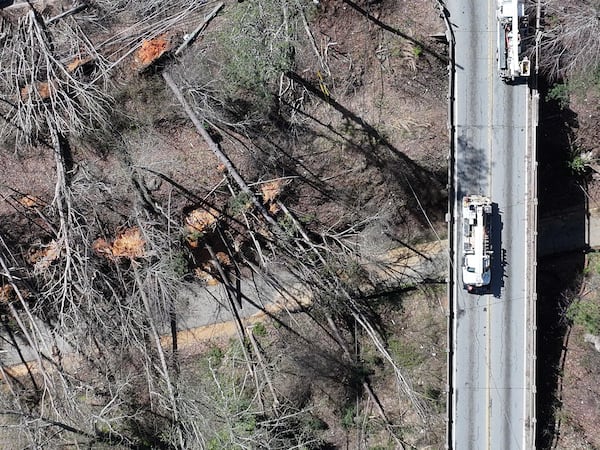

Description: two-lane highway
[447,0,536,449]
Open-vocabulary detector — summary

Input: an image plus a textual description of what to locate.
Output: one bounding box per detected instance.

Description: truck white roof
[462,196,492,288]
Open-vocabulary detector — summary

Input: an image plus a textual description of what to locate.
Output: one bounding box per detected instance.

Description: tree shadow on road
[455,133,489,199]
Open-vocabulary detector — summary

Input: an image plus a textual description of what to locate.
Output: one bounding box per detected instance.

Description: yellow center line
[487,4,495,194]
[486,1,495,449]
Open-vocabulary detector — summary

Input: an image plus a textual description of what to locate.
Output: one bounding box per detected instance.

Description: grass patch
[252,321,267,337]
[341,404,356,429]
[567,299,600,335]
[586,253,600,276]
[388,338,424,369]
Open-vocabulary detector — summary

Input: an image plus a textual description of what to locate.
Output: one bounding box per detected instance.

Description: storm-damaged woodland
[0,0,598,448]
[0,0,450,447]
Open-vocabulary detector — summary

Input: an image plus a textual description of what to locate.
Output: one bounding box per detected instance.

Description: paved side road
[0,239,448,371]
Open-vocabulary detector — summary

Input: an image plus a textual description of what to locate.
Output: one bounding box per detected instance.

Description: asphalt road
[447,0,535,449]
[0,238,447,368]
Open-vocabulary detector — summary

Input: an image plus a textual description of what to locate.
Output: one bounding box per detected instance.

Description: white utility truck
[462,195,492,291]
[497,0,530,81]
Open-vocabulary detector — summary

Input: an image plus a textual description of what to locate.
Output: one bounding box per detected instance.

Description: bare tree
[539,0,600,79]
[0,0,212,143]
[172,341,324,449]
[0,12,112,142]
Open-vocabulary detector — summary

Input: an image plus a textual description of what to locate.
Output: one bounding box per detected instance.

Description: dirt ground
[0,0,449,251]
[557,327,600,450]
[4,0,600,448]
[551,253,600,450]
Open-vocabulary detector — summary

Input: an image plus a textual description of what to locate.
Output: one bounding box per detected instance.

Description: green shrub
[228,192,253,216]
[567,300,600,335]
[341,404,356,429]
[207,431,234,450]
[214,0,311,115]
[170,251,188,277]
[412,45,423,57]
[425,386,442,401]
[566,149,593,175]
[425,386,445,413]
[277,213,296,235]
[206,346,224,365]
[567,154,586,175]
[546,83,570,109]
[303,414,328,431]
[236,414,256,433]
[252,321,267,337]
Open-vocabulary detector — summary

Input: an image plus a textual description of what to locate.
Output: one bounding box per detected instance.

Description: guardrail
[525,1,541,447]
[525,75,539,450]
[435,1,456,448]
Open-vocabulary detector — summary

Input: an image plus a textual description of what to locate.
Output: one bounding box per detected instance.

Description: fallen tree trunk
[174,2,224,56]
[162,72,282,233]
